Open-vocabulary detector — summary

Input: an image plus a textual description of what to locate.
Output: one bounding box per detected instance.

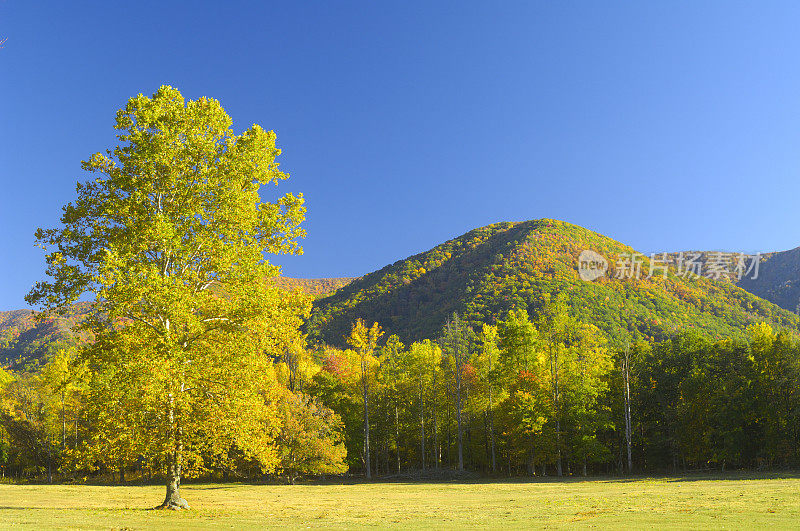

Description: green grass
[1,473,799,529]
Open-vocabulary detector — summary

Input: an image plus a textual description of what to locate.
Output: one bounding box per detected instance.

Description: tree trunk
[47,441,52,484]
[483,410,490,472]
[395,403,401,474]
[455,392,464,470]
[432,366,439,469]
[384,439,390,476]
[446,405,451,467]
[61,389,66,451]
[420,382,426,471]
[158,394,189,510]
[455,348,464,472]
[160,459,188,510]
[362,369,371,479]
[552,343,563,477]
[527,447,534,476]
[489,387,496,474]
[623,347,633,474]
[556,434,563,477]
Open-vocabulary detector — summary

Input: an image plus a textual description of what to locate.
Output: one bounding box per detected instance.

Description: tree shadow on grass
[351,470,800,486]
[0,506,153,511]
[185,484,241,490]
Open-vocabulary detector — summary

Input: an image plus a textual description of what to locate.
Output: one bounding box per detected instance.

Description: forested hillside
[272,277,356,298]
[737,247,800,313]
[0,278,353,370]
[661,249,800,314]
[307,219,800,347]
[5,222,798,371]
[0,304,91,369]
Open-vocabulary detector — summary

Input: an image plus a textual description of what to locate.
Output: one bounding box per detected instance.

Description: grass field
[1,473,799,529]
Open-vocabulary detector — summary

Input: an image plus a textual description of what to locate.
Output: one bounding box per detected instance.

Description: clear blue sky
[2,1,800,310]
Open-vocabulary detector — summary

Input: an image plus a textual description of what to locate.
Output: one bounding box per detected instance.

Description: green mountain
[307,219,800,347]
[4,224,799,368]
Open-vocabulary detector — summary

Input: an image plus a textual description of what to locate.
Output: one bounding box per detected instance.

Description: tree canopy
[25,86,311,509]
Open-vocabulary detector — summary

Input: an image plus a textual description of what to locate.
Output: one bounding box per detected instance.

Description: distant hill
[0,278,356,370]
[271,277,357,298]
[661,249,800,314]
[0,303,92,370]
[307,220,800,347]
[735,248,800,314]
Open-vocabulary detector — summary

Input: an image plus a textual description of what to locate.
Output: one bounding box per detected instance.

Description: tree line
[305,298,800,477]
[5,297,799,483]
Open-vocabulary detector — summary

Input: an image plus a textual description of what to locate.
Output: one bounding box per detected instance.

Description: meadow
[1,473,799,529]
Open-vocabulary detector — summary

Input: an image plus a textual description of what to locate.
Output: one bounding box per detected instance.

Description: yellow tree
[475,324,500,473]
[39,346,85,454]
[407,339,442,471]
[26,86,309,509]
[274,389,347,484]
[0,367,16,477]
[347,319,382,479]
[440,313,469,471]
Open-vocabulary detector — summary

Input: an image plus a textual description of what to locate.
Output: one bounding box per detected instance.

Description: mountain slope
[737,247,800,313]
[660,249,800,313]
[271,277,357,299]
[307,219,800,347]
[0,278,355,370]
[0,304,91,369]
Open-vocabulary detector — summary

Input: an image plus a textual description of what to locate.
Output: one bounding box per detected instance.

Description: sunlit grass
[1,473,799,529]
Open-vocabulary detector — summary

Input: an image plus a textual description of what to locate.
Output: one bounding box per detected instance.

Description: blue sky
[2,1,800,309]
